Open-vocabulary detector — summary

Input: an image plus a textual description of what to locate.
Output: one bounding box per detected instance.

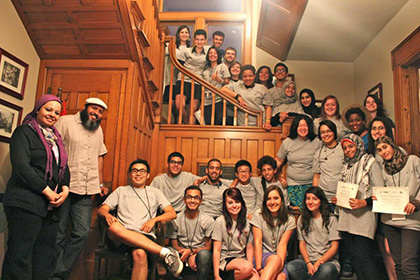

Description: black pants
[342,232,381,280]
[204,102,223,125]
[383,224,420,280]
[2,207,59,280]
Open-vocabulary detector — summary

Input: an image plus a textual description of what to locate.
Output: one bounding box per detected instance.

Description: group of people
[2,27,419,280]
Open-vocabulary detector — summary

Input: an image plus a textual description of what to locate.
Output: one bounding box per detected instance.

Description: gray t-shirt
[212,216,253,270]
[226,82,269,126]
[337,155,384,239]
[166,210,214,249]
[178,45,211,82]
[313,144,344,202]
[199,180,229,219]
[277,137,321,185]
[203,63,231,106]
[250,177,290,209]
[103,185,170,239]
[222,179,258,215]
[150,172,199,212]
[380,155,420,231]
[266,86,305,117]
[297,215,341,271]
[250,212,296,253]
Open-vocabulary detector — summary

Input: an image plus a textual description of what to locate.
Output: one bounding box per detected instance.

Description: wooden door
[44,69,126,188]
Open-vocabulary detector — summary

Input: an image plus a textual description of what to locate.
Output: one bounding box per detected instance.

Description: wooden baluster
[178,74,185,125]
[222,99,226,126]
[167,63,175,124]
[189,79,195,125]
[245,112,249,126]
[200,85,205,125]
[234,106,237,126]
[211,92,215,125]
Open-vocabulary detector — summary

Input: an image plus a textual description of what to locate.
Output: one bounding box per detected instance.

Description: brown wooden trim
[392,26,420,155]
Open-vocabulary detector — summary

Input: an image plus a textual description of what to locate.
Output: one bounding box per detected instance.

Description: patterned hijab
[278,81,297,104]
[341,133,365,166]
[22,94,68,181]
[375,135,408,175]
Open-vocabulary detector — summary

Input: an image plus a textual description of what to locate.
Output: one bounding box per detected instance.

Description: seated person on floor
[97,159,183,278]
[166,186,215,279]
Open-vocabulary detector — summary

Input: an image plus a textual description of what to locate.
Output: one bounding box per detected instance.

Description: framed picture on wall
[0,98,23,143]
[0,48,29,100]
[367,82,383,101]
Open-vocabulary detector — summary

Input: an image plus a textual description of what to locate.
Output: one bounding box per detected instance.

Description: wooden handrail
[164,36,263,126]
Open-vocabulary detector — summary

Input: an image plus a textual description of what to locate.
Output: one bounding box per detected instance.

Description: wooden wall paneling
[152,127,284,180]
[392,26,420,155]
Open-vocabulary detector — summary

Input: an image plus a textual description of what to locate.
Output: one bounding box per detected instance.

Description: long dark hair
[222,188,247,234]
[261,185,289,227]
[300,187,331,236]
[364,94,388,117]
[206,46,222,67]
[320,95,341,120]
[255,65,274,89]
[289,114,316,141]
[367,116,394,155]
[175,25,190,49]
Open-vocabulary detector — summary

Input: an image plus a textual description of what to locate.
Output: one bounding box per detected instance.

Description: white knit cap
[85,98,108,110]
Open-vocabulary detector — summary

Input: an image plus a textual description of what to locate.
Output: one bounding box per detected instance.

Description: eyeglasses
[320,129,333,135]
[185,195,201,201]
[275,69,286,73]
[237,170,250,174]
[169,160,183,165]
[131,168,147,175]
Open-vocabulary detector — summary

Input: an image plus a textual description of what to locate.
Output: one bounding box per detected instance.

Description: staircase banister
[165,36,263,124]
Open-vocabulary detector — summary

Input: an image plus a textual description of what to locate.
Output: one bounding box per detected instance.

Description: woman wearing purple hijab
[2,94,70,280]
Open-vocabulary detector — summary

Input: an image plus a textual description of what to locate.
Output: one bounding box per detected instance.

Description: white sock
[159,247,171,258]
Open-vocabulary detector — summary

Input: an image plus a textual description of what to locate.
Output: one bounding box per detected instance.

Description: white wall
[256,48,355,106]
[0,0,40,193]
[0,0,40,270]
[353,0,420,120]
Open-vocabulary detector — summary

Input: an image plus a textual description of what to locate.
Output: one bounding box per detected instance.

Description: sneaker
[163,248,183,277]
[341,264,353,277]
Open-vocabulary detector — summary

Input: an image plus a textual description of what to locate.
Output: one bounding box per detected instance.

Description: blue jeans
[182,249,212,280]
[51,193,93,280]
[286,258,339,280]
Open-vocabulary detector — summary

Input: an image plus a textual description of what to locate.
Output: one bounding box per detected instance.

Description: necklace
[131,186,152,220]
[184,212,200,251]
[321,144,337,160]
[271,220,280,250]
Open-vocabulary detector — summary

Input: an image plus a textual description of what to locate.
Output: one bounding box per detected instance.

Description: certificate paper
[372,187,409,215]
[336,181,358,209]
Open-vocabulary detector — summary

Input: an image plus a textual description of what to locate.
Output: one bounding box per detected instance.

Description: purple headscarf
[22,94,68,181]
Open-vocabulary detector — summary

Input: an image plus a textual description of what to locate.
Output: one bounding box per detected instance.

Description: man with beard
[166,186,214,279]
[52,97,108,279]
[223,47,237,67]
[197,159,229,219]
[150,152,199,213]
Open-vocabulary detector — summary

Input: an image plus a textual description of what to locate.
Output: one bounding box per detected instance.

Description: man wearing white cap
[51,97,108,279]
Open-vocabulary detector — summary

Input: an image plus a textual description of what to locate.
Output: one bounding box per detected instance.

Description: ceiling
[287,0,409,62]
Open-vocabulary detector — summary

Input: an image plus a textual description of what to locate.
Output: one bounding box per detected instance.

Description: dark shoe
[164,248,183,277]
[341,265,353,277]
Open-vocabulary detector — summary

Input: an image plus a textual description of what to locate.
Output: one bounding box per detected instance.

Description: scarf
[22,94,68,181]
[341,134,365,167]
[300,88,319,117]
[278,80,297,105]
[375,135,408,175]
